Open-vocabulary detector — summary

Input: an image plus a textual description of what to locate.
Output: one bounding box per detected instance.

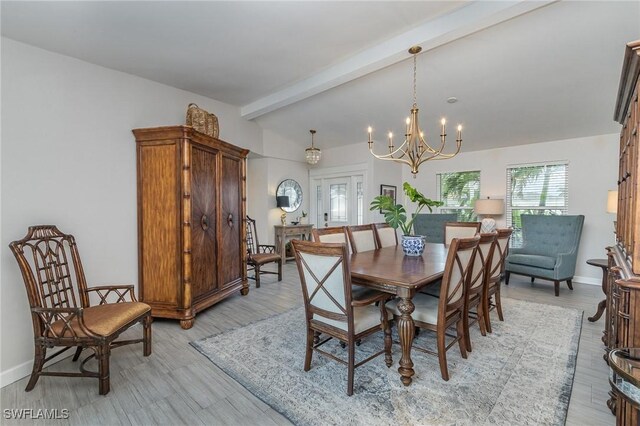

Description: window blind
[506,162,568,246]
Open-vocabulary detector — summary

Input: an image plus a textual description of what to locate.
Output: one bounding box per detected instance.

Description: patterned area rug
[191,298,582,425]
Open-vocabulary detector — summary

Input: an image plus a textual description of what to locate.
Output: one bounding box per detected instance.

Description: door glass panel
[357,182,364,225]
[330,184,347,222]
[316,185,322,227]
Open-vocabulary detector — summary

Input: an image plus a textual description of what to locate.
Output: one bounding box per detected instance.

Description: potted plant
[370,182,443,256]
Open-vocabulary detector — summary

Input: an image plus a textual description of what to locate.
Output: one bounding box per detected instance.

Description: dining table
[349,243,448,386]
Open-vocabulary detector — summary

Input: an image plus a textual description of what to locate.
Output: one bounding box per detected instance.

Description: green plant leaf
[370,183,444,235]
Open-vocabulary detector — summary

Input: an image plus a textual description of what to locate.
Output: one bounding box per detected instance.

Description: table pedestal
[587,258,609,322]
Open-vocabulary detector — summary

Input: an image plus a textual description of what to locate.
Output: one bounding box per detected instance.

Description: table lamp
[277,195,290,225]
[474,197,504,233]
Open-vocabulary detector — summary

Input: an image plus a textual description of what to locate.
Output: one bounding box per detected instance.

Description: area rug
[191,298,582,426]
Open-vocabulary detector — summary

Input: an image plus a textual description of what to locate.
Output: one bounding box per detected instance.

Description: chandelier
[367,46,462,177]
[305,129,321,165]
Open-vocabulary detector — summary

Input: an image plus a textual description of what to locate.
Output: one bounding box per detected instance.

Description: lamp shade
[474,198,504,215]
[276,196,290,209]
[607,190,618,214]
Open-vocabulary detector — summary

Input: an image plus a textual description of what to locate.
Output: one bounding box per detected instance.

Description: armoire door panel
[190,145,218,298]
[220,155,242,285]
[139,143,179,306]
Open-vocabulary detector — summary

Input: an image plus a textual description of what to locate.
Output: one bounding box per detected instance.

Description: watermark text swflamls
[3,408,69,420]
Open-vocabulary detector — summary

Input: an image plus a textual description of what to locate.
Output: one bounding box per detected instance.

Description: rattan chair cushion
[48,302,151,338]
[249,252,281,266]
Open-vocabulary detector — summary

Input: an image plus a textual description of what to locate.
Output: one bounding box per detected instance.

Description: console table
[274,224,313,264]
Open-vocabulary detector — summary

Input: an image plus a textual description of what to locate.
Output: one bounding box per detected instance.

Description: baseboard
[0,359,32,388]
[573,275,600,286]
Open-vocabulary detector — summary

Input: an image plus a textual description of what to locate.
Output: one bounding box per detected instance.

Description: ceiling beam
[241,0,556,120]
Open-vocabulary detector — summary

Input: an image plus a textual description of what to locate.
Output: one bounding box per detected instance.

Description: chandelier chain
[413,52,417,106]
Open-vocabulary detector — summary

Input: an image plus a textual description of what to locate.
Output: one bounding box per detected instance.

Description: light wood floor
[1,264,614,425]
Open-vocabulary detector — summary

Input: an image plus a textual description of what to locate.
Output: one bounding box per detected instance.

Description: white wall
[0,38,264,385]
[400,133,619,282]
[246,156,310,246]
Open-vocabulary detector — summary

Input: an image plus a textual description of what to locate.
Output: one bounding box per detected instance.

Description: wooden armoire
[606,40,640,424]
[133,126,249,329]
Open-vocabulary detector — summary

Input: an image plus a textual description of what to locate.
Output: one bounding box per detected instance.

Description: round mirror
[276,179,303,213]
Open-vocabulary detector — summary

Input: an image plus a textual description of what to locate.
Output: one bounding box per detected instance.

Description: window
[437,170,481,221]
[506,162,568,247]
[357,181,364,225]
[329,183,347,222]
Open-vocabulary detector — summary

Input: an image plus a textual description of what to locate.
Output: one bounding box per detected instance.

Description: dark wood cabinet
[133,126,249,329]
[607,40,640,424]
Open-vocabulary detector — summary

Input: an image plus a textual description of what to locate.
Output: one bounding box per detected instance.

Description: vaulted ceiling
[2,1,639,153]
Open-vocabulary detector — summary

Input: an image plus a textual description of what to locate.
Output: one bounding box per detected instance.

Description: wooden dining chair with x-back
[444,222,481,246]
[292,239,392,395]
[463,232,497,352]
[484,228,513,333]
[386,235,480,381]
[373,222,398,248]
[312,226,348,244]
[346,224,378,253]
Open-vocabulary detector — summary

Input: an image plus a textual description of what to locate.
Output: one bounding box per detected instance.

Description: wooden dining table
[349,243,448,386]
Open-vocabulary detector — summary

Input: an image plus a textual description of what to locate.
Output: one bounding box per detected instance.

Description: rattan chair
[292,239,392,395]
[373,222,398,248]
[246,216,282,288]
[9,225,152,395]
[386,235,480,381]
[485,228,513,332]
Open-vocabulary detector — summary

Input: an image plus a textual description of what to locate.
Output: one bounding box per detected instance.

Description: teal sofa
[412,213,457,243]
[505,214,585,296]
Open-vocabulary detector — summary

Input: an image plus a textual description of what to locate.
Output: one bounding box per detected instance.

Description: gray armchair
[412,213,457,243]
[505,214,584,296]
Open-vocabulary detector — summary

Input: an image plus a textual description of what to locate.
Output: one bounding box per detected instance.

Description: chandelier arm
[369,148,416,167]
[368,139,411,159]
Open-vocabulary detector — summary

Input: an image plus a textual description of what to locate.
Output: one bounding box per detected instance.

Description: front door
[316,176,364,228]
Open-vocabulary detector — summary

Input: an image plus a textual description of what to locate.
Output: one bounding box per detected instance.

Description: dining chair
[292,239,392,396]
[312,226,349,244]
[9,225,152,395]
[484,228,513,332]
[373,222,398,248]
[386,235,480,381]
[444,222,481,245]
[347,224,378,253]
[463,232,497,352]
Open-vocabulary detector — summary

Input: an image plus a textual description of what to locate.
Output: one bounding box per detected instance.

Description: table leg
[588,264,608,322]
[396,296,415,386]
[588,300,606,322]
